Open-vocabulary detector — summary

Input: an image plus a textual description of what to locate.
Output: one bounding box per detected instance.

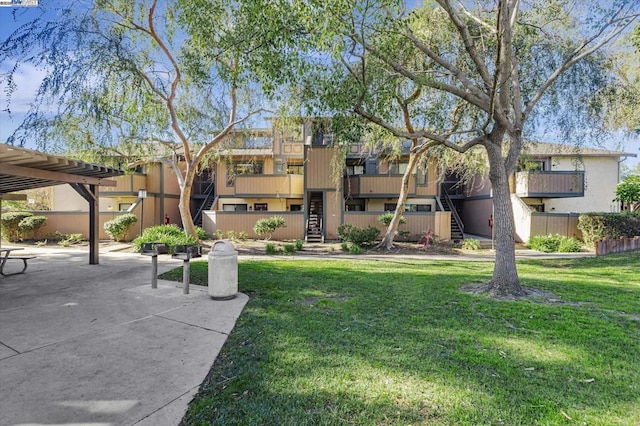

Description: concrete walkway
[0,246,247,426]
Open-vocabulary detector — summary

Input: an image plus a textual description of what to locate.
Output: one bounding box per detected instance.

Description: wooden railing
[515,171,584,197]
[235,174,304,196]
[343,174,416,196]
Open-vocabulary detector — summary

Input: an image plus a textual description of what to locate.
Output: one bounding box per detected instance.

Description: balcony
[515,171,585,198]
[235,174,303,197]
[344,174,416,197]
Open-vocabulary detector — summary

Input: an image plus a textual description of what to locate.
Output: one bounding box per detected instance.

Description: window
[384,203,397,212]
[222,204,248,212]
[227,161,264,185]
[417,169,427,185]
[289,204,302,211]
[389,162,409,174]
[346,199,366,211]
[405,204,432,212]
[518,159,548,171]
[287,162,304,175]
[119,203,132,212]
[345,159,365,176]
[254,203,268,211]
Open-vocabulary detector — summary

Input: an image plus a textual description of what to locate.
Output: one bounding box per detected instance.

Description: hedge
[578,212,640,246]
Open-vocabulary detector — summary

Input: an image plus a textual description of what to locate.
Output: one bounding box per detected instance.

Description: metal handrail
[194,182,216,224]
[442,186,464,234]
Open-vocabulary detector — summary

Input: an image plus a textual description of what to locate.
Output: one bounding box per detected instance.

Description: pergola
[0,143,124,264]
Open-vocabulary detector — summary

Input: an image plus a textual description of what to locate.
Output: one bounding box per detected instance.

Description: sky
[1,1,639,170]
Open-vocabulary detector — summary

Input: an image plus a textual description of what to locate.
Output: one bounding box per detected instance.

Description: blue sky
[1,2,638,169]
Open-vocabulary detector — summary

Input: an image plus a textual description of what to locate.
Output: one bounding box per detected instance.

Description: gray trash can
[208,240,238,300]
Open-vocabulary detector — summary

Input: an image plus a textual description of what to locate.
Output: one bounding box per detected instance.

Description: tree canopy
[1,0,292,237]
[281,0,639,296]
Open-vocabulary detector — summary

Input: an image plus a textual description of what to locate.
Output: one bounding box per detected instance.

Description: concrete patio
[0,246,247,426]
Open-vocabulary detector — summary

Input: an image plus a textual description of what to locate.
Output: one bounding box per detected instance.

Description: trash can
[208,240,238,300]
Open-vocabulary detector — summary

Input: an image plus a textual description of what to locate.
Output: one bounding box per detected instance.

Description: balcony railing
[235,174,304,197]
[344,174,416,197]
[515,171,585,198]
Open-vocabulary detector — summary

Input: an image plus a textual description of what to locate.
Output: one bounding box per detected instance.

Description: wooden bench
[0,256,36,276]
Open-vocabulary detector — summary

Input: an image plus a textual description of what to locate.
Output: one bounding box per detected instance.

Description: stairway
[306,195,323,243]
[194,195,216,227]
[439,190,464,241]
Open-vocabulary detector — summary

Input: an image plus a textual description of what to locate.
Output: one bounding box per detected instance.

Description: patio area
[0,246,247,425]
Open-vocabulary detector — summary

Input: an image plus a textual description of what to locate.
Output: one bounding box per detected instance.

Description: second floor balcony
[515,171,585,198]
[344,174,417,197]
[234,174,304,197]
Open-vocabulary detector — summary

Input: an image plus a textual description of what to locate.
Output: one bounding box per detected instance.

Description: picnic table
[0,247,35,276]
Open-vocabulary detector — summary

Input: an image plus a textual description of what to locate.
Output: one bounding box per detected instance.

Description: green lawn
[163,253,640,426]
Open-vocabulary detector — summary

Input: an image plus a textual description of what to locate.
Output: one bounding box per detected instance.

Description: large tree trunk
[178,165,198,240]
[378,152,421,250]
[485,142,525,297]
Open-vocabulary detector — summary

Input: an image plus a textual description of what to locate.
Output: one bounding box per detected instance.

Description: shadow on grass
[181,254,640,425]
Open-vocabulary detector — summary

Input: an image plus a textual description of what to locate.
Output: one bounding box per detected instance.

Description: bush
[104,214,138,242]
[214,230,225,240]
[528,234,582,253]
[349,244,362,254]
[195,226,207,240]
[1,211,32,242]
[295,240,304,251]
[265,243,279,255]
[461,238,481,250]
[377,212,406,227]
[18,215,47,240]
[132,224,198,253]
[578,212,640,246]
[337,223,380,246]
[253,216,286,240]
[283,244,296,255]
[341,241,349,252]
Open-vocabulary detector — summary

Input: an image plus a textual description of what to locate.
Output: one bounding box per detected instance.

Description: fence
[595,236,640,256]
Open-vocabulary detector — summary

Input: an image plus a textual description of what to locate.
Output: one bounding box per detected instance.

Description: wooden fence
[595,236,640,256]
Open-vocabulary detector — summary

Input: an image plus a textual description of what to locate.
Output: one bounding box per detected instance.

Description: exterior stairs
[439,188,464,241]
[306,195,323,243]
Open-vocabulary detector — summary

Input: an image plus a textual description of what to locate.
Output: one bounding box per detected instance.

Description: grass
[162,253,640,425]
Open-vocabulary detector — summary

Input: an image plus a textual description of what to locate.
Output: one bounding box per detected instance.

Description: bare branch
[436,0,493,89]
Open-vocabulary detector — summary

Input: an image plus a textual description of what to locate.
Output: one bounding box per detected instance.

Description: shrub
[104,214,138,242]
[253,216,286,240]
[341,241,349,252]
[18,215,47,239]
[265,243,279,255]
[349,244,362,254]
[558,237,583,253]
[528,234,582,253]
[238,231,248,241]
[132,224,198,253]
[377,213,406,227]
[226,230,237,241]
[461,238,481,250]
[195,226,207,240]
[337,223,380,246]
[1,211,32,242]
[283,244,297,255]
[294,240,304,251]
[214,230,225,240]
[578,212,640,246]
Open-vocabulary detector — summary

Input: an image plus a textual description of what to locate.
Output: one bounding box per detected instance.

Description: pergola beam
[1,164,117,187]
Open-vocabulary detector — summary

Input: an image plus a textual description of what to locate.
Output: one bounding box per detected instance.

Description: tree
[614,175,640,211]
[1,0,288,239]
[289,0,639,296]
